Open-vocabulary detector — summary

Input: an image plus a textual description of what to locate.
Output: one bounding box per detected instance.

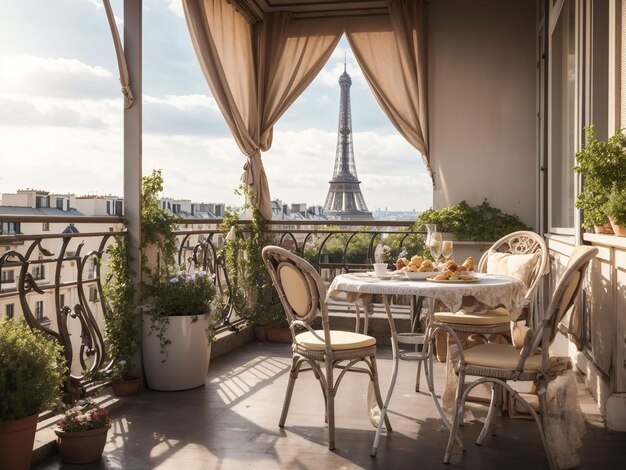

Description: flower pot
[609,218,626,237]
[253,325,267,342]
[55,425,110,464]
[264,326,292,343]
[111,377,141,397]
[142,314,212,391]
[0,413,38,470]
[594,223,614,234]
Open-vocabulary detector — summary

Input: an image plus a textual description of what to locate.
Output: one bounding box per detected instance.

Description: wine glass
[428,232,442,267]
[442,240,454,263]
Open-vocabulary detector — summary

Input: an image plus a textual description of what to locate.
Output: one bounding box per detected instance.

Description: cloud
[0,55,117,99]
[165,0,185,18]
[143,94,229,136]
[0,98,107,129]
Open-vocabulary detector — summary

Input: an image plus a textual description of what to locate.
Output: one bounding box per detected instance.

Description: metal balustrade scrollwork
[0,218,425,405]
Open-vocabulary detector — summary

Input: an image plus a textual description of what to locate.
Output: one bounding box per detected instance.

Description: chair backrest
[478,231,549,306]
[262,246,328,330]
[522,245,598,361]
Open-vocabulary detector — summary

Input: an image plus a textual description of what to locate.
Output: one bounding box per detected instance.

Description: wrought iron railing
[0,215,426,403]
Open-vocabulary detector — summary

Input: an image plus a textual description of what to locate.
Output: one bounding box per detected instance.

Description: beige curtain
[345,0,430,175]
[183,0,342,219]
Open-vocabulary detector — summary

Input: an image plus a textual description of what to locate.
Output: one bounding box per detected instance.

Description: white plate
[367,271,394,280]
[425,277,480,283]
[404,271,438,280]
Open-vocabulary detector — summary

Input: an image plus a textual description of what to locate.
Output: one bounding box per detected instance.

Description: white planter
[142,313,212,391]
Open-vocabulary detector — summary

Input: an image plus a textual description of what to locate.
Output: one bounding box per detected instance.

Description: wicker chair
[262,246,391,450]
[438,245,597,469]
[434,231,549,334]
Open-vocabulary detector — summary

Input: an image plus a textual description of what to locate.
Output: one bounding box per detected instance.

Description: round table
[326,272,527,456]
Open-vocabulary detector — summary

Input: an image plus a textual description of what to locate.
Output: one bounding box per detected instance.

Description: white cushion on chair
[434,309,511,325]
[486,251,539,287]
[295,330,376,351]
[463,343,542,371]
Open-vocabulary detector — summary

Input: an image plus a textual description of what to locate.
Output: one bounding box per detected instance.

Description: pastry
[434,273,448,281]
[410,255,423,266]
[462,256,475,271]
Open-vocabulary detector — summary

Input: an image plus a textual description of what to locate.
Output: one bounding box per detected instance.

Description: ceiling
[227,0,389,22]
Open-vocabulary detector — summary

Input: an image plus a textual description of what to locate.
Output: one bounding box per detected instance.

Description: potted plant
[413,200,530,242]
[103,236,141,396]
[605,183,626,237]
[220,188,288,342]
[54,403,110,464]
[142,267,218,390]
[574,127,626,233]
[0,318,66,470]
[140,170,219,391]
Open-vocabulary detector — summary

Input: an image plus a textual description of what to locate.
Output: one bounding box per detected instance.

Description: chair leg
[325,359,336,450]
[370,355,392,431]
[415,358,423,392]
[443,364,466,463]
[476,386,498,445]
[279,357,300,428]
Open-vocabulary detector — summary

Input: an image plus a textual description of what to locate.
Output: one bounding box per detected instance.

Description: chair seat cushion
[295,330,376,351]
[434,308,511,325]
[463,343,542,371]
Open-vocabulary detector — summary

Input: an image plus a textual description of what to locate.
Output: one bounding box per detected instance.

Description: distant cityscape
[0,189,421,235]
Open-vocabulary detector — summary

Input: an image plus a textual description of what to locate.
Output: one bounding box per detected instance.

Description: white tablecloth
[327,272,527,319]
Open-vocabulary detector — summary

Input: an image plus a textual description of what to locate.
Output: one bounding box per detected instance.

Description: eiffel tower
[323,60,372,220]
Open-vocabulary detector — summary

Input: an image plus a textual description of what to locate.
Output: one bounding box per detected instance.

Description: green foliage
[220,186,286,328]
[141,170,218,356]
[154,269,217,317]
[413,200,529,241]
[302,229,428,266]
[605,183,626,226]
[574,127,626,228]
[141,169,181,275]
[102,237,138,381]
[0,319,66,422]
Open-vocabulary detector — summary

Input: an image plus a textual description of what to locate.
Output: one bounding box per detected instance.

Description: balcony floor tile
[34,342,623,470]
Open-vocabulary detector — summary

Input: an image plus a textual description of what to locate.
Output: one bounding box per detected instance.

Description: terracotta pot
[253,325,267,342]
[0,413,38,470]
[55,425,110,464]
[142,314,212,391]
[264,326,292,343]
[593,223,614,234]
[111,377,141,397]
[609,218,626,237]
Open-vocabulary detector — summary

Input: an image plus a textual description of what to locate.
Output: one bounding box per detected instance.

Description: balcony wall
[546,233,626,431]
[428,0,538,228]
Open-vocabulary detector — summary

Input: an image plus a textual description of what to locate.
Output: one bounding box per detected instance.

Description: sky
[0,0,433,211]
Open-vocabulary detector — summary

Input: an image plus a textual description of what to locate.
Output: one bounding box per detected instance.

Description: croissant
[462,256,475,271]
[411,255,424,266]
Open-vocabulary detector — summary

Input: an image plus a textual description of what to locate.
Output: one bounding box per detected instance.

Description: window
[89,287,99,302]
[42,222,50,232]
[56,198,68,210]
[1,270,14,283]
[6,304,14,319]
[35,195,50,208]
[34,301,44,321]
[549,0,576,232]
[87,258,97,279]
[1,222,21,235]
[33,264,45,280]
